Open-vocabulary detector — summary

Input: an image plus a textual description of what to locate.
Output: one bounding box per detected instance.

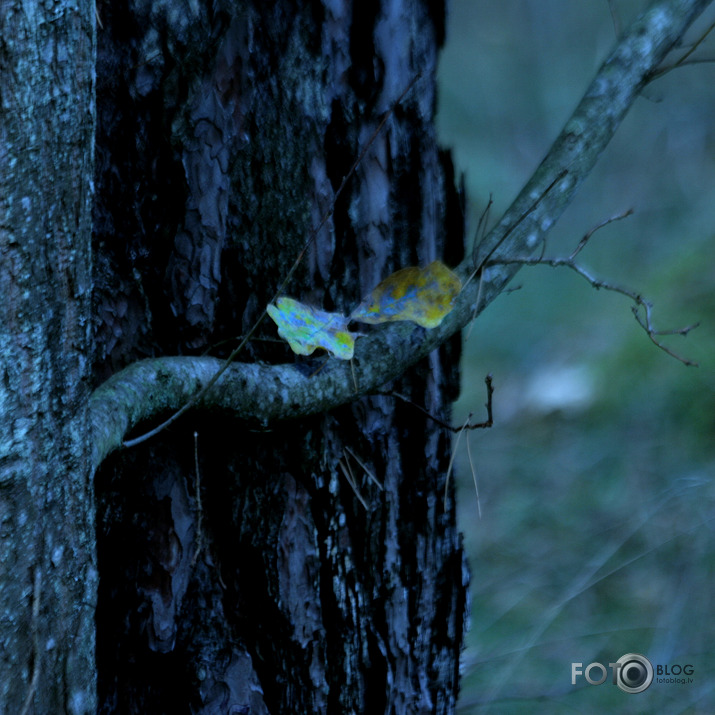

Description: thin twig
[607,0,622,38]
[569,208,634,259]
[444,413,472,508]
[471,195,494,271]
[631,302,700,365]
[200,335,283,357]
[494,211,699,366]
[191,431,204,566]
[339,452,369,510]
[464,168,568,293]
[464,267,485,342]
[350,357,359,394]
[377,374,494,433]
[465,430,481,520]
[466,196,494,340]
[669,18,715,67]
[344,446,382,490]
[649,19,715,79]
[501,256,698,365]
[663,57,715,68]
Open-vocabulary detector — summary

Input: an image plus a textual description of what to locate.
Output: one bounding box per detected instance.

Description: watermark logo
[655,663,695,684]
[572,654,694,693]
[571,652,653,693]
[612,653,653,693]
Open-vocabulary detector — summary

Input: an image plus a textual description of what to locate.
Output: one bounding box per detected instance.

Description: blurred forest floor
[437,1,715,713]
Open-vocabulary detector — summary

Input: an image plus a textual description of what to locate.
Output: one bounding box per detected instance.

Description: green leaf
[351,260,461,328]
[267,297,357,360]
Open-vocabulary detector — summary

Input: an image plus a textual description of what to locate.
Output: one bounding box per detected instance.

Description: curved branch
[89,0,713,471]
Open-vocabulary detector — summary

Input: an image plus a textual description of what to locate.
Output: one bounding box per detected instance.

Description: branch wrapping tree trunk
[90,0,714,468]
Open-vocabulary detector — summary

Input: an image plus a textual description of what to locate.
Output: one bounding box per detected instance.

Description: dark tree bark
[93,1,465,712]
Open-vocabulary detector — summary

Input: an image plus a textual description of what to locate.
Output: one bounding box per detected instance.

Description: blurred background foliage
[437,1,715,712]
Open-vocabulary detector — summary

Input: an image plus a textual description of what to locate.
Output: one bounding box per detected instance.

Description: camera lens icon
[615,653,653,693]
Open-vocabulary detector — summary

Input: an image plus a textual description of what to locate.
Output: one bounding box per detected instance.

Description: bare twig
[649,18,715,79]
[500,257,698,365]
[191,431,204,566]
[494,211,699,366]
[631,301,700,365]
[444,413,472,508]
[339,451,369,510]
[344,446,382,490]
[464,267,485,343]
[465,169,569,293]
[471,195,494,271]
[607,0,622,37]
[441,374,494,509]
[465,430,482,520]
[350,358,359,395]
[377,374,494,433]
[569,208,634,259]
[661,56,715,68]
[466,197,494,341]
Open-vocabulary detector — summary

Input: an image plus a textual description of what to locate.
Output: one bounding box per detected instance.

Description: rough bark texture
[93,1,465,712]
[0,1,96,713]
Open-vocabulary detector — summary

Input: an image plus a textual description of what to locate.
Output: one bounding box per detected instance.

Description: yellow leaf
[351,260,461,329]
[267,298,357,360]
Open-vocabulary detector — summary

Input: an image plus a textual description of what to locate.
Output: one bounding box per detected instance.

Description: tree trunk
[0,1,96,713]
[93,1,465,712]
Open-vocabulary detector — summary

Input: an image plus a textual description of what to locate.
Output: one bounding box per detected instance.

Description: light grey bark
[0,1,96,713]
